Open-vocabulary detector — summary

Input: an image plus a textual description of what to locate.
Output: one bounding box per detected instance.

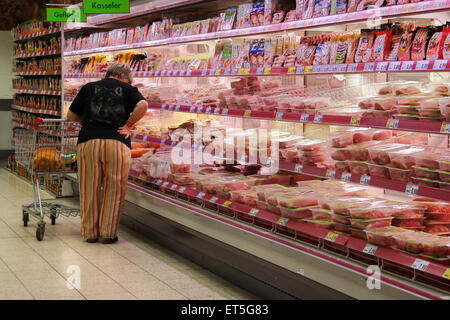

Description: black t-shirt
[69,78,145,148]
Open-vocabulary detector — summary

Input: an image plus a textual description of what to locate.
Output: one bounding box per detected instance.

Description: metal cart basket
[14,118,80,241]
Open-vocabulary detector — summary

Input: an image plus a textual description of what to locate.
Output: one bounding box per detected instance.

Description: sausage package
[347,0,359,12]
[386,35,401,61]
[355,30,374,63]
[441,27,450,59]
[331,0,347,14]
[371,30,392,62]
[398,31,414,61]
[249,40,260,67]
[346,33,359,63]
[426,30,443,60]
[304,44,317,65]
[411,27,431,61]
[302,0,315,19]
[313,0,331,18]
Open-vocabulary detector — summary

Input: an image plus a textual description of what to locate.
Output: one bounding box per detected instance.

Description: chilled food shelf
[12,29,61,42]
[127,171,450,294]
[63,59,450,80]
[13,89,61,96]
[13,50,61,60]
[11,105,61,117]
[145,102,450,135]
[14,71,61,77]
[63,0,450,56]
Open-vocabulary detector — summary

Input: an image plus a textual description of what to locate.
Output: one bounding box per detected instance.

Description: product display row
[13,78,61,92]
[13,58,62,73]
[14,37,61,57]
[11,20,60,41]
[13,95,62,112]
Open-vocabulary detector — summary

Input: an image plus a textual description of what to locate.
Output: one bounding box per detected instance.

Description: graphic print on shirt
[85,85,127,127]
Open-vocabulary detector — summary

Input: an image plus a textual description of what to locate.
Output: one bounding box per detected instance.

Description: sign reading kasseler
[83,0,130,14]
[46,8,87,22]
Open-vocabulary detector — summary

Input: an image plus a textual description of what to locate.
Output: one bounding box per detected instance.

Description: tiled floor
[0,169,258,300]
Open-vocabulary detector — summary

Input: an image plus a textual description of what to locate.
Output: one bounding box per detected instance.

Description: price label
[266,159,275,167]
[433,60,448,70]
[405,184,419,196]
[441,123,450,134]
[231,68,238,75]
[223,201,232,207]
[161,104,167,110]
[175,105,181,111]
[249,208,259,216]
[244,110,252,117]
[138,173,147,180]
[189,106,196,113]
[179,71,185,76]
[363,62,375,72]
[294,164,303,173]
[325,232,339,242]
[155,179,162,186]
[168,105,174,111]
[197,106,204,114]
[201,69,207,76]
[178,186,186,193]
[296,66,305,74]
[154,71,160,77]
[256,67,264,75]
[347,63,358,72]
[304,66,313,73]
[277,217,289,226]
[224,68,231,75]
[170,184,178,190]
[401,61,414,71]
[264,67,272,75]
[162,182,169,188]
[314,114,323,123]
[388,61,401,71]
[213,108,220,115]
[350,117,361,126]
[160,139,166,146]
[288,67,296,74]
[161,71,167,76]
[411,258,430,272]
[341,173,352,182]
[363,244,378,255]
[209,69,215,76]
[375,62,388,72]
[186,70,192,76]
[300,113,310,122]
[210,197,218,203]
[205,107,211,114]
[215,69,221,76]
[326,170,336,179]
[197,192,206,199]
[222,108,228,116]
[167,71,172,76]
[386,119,399,129]
[276,112,283,120]
[443,268,450,280]
[360,175,371,185]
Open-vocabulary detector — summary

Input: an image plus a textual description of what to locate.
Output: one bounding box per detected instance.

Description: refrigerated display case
[61,0,450,299]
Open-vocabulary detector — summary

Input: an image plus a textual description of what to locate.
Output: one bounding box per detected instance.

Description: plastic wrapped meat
[392,218,424,228]
[254,184,289,201]
[311,208,333,220]
[348,141,383,161]
[168,173,195,185]
[395,86,422,96]
[374,98,397,111]
[388,167,413,182]
[368,163,390,179]
[414,151,447,170]
[350,228,367,240]
[426,212,450,222]
[388,204,425,218]
[413,166,440,180]
[324,198,374,216]
[331,213,351,225]
[372,130,393,141]
[365,226,414,247]
[358,99,374,109]
[331,132,354,148]
[422,238,450,258]
[331,148,352,161]
[277,195,319,209]
[368,144,409,165]
[347,201,393,219]
[296,139,327,152]
[335,161,350,172]
[348,161,369,175]
[279,206,316,219]
[388,147,426,169]
[393,233,427,254]
[424,224,450,234]
[350,217,393,230]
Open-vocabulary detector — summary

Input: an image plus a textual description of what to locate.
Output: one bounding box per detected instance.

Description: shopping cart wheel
[36,222,45,241]
[50,213,56,225]
[22,211,29,227]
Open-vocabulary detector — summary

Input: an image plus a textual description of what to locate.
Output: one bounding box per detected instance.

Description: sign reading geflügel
[46,8,87,22]
[83,0,130,14]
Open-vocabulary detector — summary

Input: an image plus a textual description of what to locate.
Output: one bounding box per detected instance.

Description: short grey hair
[105,62,132,81]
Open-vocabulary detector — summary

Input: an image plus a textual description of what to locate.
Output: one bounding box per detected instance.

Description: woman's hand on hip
[118,124,133,139]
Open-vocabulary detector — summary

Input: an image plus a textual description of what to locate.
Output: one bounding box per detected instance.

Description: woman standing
[67,62,147,244]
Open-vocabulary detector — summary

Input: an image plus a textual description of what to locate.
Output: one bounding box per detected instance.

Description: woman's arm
[118,100,148,139]
[67,110,83,122]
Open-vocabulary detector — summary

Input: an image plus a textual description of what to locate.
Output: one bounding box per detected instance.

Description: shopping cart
[14,118,80,241]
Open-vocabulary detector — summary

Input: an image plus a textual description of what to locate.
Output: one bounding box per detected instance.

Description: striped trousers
[77,139,131,240]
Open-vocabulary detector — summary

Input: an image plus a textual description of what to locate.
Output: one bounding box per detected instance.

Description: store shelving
[12,28,61,42]
[11,104,61,117]
[14,71,61,77]
[13,89,61,96]
[13,50,61,60]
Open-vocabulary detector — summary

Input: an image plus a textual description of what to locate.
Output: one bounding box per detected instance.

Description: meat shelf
[127,171,450,296]
[14,71,61,77]
[13,89,61,96]
[11,105,61,117]
[63,0,450,56]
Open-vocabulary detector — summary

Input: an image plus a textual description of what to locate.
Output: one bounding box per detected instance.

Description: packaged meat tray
[295,139,327,151]
[279,206,317,219]
[350,217,393,230]
[413,166,440,180]
[413,200,450,213]
[330,131,355,148]
[426,212,450,222]
[439,99,450,121]
[347,201,393,219]
[230,189,255,203]
[254,184,288,201]
[392,232,430,254]
[424,224,450,234]
[392,217,425,228]
[388,204,426,218]
[395,105,420,115]
[311,208,333,220]
[412,177,440,188]
[325,198,374,216]
[331,148,352,161]
[414,151,446,170]
[388,146,426,170]
[348,161,369,175]
[368,163,391,179]
[350,228,368,240]
[438,157,450,172]
[276,194,319,208]
[367,143,409,165]
[256,199,270,211]
[438,181,450,190]
[304,219,335,230]
[331,213,351,225]
[365,226,414,247]
[348,141,384,162]
[388,166,413,182]
[168,173,196,185]
[422,239,450,258]
[334,222,352,234]
[335,161,350,172]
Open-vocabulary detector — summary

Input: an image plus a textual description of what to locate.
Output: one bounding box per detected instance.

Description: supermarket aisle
[0,169,258,300]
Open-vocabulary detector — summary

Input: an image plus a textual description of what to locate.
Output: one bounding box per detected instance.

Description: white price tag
[170,184,178,190]
[162,182,169,188]
[401,61,414,71]
[360,175,371,185]
[412,258,430,272]
[266,159,274,167]
[364,62,375,72]
[201,69,207,76]
[178,186,186,193]
[224,68,231,75]
[189,106,196,113]
[155,179,162,186]
[256,67,264,75]
[197,106,203,113]
[167,71,172,76]
[405,184,419,196]
[276,112,283,121]
[179,71,185,76]
[300,113,310,122]
[326,170,336,179]
[433,60,448,70]
[168,105,174,111]
[186,70,192,76]
[363,244,378,255]
[161,104,167,110]
[388,61,401,71]
[213,108,220,115]
[161,71,167,76]
[441,123,450,134]
[160,139,166,145]
[347,63,358,72]
[313,114,323,123]
[296,66,305,74]
[210,197,218,203]
[386,119,399,129]
[249,208,259,216]
[231,68,238,75]
[294,164,303,173]
[341,173,352,182]
[154,71,160,77]
[197,192,205,199]
[209,69,215,76]
[375,62,388,72]
[205,107,211,114]
[277,217,289,226]
[222,108,228,116]
[175,105,181,111]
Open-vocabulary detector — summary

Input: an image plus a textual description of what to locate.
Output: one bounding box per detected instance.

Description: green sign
[83,0,130,14]
[46,8,87,22]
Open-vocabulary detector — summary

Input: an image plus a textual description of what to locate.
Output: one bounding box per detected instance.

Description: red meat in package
[442,27,450,59]
[426,31,443,60]
[355,31,374,63]
[411,27,431,61]
[371,30,392,62]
